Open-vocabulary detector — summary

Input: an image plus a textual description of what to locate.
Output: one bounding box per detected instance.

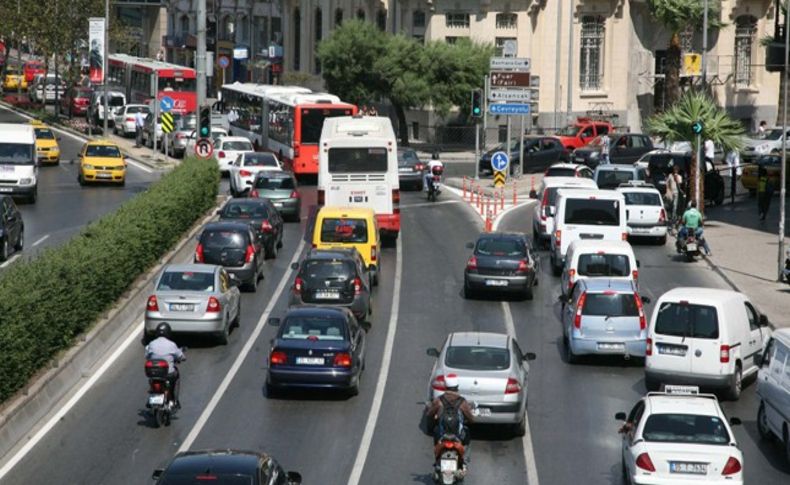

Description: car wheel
[757,402,773,441]
[462,279,473,299]
[232,306,241,329]
[726,366,742,401]
[27,189,36,204]
[265,380,280,399]
[245,271,259,292]
[565,337,579,364]
[785,429,790,465]
[552,260,562,277]
[14,229,23,251]
[266,241,277,259]
[524,284,534,301]
[513,412,527,437]
[216,319,229,345]
[78,173,85,186]
[348,373,360,397]
[622,458,632,485]
[0,238,8,262]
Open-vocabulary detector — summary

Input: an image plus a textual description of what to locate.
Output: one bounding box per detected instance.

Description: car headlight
[19,178,33,185]
[83,164,94,170]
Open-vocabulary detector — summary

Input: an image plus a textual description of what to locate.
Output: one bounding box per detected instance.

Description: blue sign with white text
[491,151,510,172]
[489,103,531,115]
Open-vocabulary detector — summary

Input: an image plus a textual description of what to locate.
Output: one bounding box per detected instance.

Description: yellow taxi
[2,66,27,91]
[78,139,127,186]
[741,154,788,193]
[30,120,61,164]
[312,206,381,285]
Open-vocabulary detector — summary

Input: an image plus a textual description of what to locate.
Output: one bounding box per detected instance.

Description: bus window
[328,147,388,173]
[300,108,354,144]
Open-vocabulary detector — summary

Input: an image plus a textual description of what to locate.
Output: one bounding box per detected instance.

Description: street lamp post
[780,4,789,281]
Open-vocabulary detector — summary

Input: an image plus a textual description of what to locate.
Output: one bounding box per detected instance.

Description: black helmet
[155,322,172,339]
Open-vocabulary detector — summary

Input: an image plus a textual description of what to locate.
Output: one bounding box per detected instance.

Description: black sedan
[153,450,302,485]
[463,232,539,300]
[573,133,654,168]
[397,148,425,190]
[217,198,284,259]
[479,136,569,175]
[266,306,366,397]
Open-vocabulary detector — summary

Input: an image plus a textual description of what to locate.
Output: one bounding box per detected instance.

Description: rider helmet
[445,374,459,391]
[155,322,173,340]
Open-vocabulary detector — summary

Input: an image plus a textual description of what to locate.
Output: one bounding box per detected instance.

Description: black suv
[0,195,23,261]
[217,198,284,259]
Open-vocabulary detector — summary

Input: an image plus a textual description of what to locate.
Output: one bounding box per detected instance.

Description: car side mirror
[530,191,538,199]
[522,352,536,362]
[465,242,474,249]
[754,352,764,368]
[558,294,569,303]
[729,417,742,426]
[426,347,440,358]
[286,471,303,485]
[641,296,651,304]
[636,260,641,268]
[290,262,299,270]
[228,274,241,287]
[245,180,253,185]
[759,314,769,327]
[267,317,281,327]
[216,209,222,215]
[615,412,627,421]
[152,469,164,480]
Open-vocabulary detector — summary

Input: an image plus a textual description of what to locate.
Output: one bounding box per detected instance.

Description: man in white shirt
[725,149,742,177]
[704,138,715,164]
[134,110,146,147]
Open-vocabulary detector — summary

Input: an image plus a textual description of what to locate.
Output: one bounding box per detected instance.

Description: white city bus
[317,115,401,241]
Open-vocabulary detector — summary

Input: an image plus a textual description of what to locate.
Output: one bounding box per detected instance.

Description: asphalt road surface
[1,185,789,484]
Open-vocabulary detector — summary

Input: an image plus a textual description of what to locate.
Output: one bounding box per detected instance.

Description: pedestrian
[757,165,774,221]
[134,108,145,148]
[600,132,611,164]
[704,138,715,166]
[725,149,741,177]
[360,105,368,116]
[758,120,767,139]
[665,164,684,225]
[368,105,378,117]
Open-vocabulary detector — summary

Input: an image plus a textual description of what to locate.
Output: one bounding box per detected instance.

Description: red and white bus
[220,83,356,176]
[107,54,197,115]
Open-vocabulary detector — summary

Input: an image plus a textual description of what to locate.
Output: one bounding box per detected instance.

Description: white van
[645,287,771,400]
[561,240,638,297]
[756,328,790,462]
[550,189,627,275]
[0,123,38,203]
[532,176,598,248]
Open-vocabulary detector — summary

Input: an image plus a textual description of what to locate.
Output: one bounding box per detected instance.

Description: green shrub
[0,157,219,402]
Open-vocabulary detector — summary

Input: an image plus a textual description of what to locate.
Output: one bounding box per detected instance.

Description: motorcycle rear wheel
[153,408,170,428]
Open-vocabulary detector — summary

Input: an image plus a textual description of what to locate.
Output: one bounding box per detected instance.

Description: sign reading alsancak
[489,89,532,102]
[489,57,530,71]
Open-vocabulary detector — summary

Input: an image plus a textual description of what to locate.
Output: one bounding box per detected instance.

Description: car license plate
[148,394,165,406]
[658,345,687,356]
[630,227,650,233]
[296,357,324,365]
[670,462,707,475]
[686,243,698,252]
[315,291,341,300]
[170,303,194,312]
[485,279,508,287]
[273,202,283,208]
[96,172,112,179]
[473,407,491,417]
[399,167,412,173]
[440,459,458,473]
[597,342,625,351]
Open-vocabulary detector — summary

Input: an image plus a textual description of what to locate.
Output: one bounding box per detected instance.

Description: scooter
[434,435,466,484]
[144,354,184,428]
[427,166,443,202]
[677,232,701,262]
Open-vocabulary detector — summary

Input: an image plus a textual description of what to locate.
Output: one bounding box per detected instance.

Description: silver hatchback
[427,332,536,436]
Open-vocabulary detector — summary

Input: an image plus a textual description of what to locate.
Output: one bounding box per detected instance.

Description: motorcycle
[783,251,790,284]
[427,165,443,202]
[677,232,701,262]
[144,352,184,428]
[434,434,466,484]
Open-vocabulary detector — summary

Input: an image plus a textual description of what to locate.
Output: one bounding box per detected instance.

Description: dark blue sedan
[266,306,366,396]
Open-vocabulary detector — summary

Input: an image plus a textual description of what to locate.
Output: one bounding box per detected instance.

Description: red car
[23,60,46,83]
[61,86,92,116]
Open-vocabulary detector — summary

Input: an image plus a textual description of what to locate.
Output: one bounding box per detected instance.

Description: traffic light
[471,89,483,118]
[199,106,211,138]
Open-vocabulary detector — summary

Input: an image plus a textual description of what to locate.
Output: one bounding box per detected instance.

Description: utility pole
[197,0,207,107]
[780,4,789,281]
[701,0,709,88]
[566,0,574,122]
[102,0,109,135]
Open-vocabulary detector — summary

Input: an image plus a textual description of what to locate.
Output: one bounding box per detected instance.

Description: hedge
[0,157,219,402]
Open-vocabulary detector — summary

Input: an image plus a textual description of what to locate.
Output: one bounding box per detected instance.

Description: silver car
[144,264,242,345]
[427,332,535,435]
[112,104,150,137]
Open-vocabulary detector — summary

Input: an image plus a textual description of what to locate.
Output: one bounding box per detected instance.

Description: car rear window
[654,302,719,339]
[281,316,347,340]
[85,145,121,158]
[320,218,368,243]
[642,414,730,445]
[201,230,247,249]
[445,346,510,371]
[254,174,295,190]
[244,153,279,167]
[545,167,576,177]
[623,192,662,206]
[399,150,419,163]
[582,293,639,317]
[302,259,355,282]
[222,202,270,219]
[222,140,253,151]
[577,254,630,277]
[475,237,525,257]
[597,169,644,189]
[328,147,388,173]
[157,271,215,292]
[159,474,254,485]
[563,198,620,225]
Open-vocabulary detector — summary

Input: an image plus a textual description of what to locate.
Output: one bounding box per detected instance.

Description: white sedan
[229,152,283,196]
[215,136,254,174]
[616,386,744,485]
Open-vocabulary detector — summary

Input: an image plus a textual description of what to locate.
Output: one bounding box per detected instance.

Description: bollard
[492,196,498,217]
[529,175,537,199]
[470,183,475,205]
[485,194,490,216]
[512,184,517,206]
[500,188,505,210]
[476,187,482,211]
[485,211,493,232]
[462,176,468,200]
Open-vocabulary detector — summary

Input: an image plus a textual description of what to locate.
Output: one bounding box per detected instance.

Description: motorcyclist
[427,374,474,460]
[145,322,184,408]
[676,201,712,256]
[424,150,444,194]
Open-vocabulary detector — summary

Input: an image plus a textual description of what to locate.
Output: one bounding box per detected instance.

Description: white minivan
[550,189,627,275]
[561,240,638,297]
[645,287,771,400]
[0,123,38,203]
[532,176,598,248]
[756,328,790,463]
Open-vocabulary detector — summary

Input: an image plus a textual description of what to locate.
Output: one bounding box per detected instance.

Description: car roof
[317,206,375,218]
[220,136,253,144]
[201,221,253,232]
[448,332,509,349]
[284,306,349,319]
[254,170,291,178]
[542,176,597,188]
[556,188,624,200]
[616,186,661,195]
[578,278,636,292]
[225,198,270,206]
[772,328,790,347]
[162,263,218,274]
[476,231,525,241]
[645,394,721,417]
[548,162,586,170]
[658,287,742,306]
[595,164,639,172]
[165,450,265,476]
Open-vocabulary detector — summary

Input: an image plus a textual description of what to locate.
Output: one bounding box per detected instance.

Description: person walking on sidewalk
[134,109,145,148]
[704,138,715,165]
[665,165,684,226]
[757,165,774,221]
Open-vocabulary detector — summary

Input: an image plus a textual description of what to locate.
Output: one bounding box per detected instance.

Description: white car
[532,176,597,248]
[616,386,744,485]
[229,152,282,196]
[543,162,594,179]
[215,136,254,174]
[112,104,150,137]
[616,183,667,244]
[741,127,790,161]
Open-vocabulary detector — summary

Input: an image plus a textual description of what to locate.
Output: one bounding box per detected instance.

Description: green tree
[425,38,494,117]
[647,0,722,106]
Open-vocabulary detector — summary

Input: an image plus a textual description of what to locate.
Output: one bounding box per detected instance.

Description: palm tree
[647,90,744,209]
[646,0,722,106]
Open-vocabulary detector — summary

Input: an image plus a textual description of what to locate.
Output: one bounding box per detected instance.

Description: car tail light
[195,243,204,262]
[392,188,400,204]
[175,132,185,139]
[333,352,352,367]
[516,259,529,273]
[722,457,742,475]
[466,255,478,271]
[239,169,252,177]
[219,150,225,158]
[261,220,273,233]
[632,269,638,281]
[505,378,521,394]
[207,296,221,313]
[635,453,656,472]
[554,230,561,247]
[431,375,447,391]
[250,189,259,198]
[317,189,325,205]
[567,268,576,290]
[540,191,550,221]
[353,277,362,295]
[415,162,424,171]
[720,344,730,363]
[658,208,666,224]
[622,232,628,241]
[245,244,255,263]
[371,246,377,262]
[574,292,587,329]
[294,276,304,293]
[195,475,218,481]
[270,350,287,366]
[290,190,300,199]
[645,337,653,356]
[634,292,647,330]
[146,295,159,312]
[125,117,134,122]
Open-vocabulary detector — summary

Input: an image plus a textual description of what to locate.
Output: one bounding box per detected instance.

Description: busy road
[2,179,788,484]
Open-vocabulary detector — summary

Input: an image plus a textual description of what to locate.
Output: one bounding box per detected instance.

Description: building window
[179,15,189,35]
[377,9,387,31]
[496,13,517,29]
[680,26,694,54]
[579,15,605,91]
[238,15,248,42]
[315,7,322,74]
[357,9,365,21]
[335,8,343,27]
[413,10,425,28]
[735,15,757,87]
[445,13,470,28]
[293,8,300,71]
[495,37,517,57]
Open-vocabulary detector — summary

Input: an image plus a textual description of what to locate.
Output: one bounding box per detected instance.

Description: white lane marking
[123,158,153,174]
[31,234,49,247]
[0,319,144,480]
[347,235,402,485]
[0,254,20,268]
[501,301,540,485]
[399,199,461,209]
[493,200,537,232]
[178,238,306,451]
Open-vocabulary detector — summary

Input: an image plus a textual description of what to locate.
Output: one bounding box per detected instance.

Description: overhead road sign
[489,57,531,71]
[195,138,214,159]
[489,103,531,115]
[491,151,510,172]
[161,112,175,134]
[489,89,531,102]
[493,170,506,187]
[490,71,531,88]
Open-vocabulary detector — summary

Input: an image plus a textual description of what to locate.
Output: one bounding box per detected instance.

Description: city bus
[107,54,197,115]
[317,115,400,241]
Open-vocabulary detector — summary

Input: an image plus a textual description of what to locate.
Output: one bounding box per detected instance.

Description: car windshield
[158,474,253,485]
[654,302,719,339]
[475,237,525,257]
[280,316,346,340]
[642,414,730,445]
[556,125,580,136]
[157,271,215,292]
[577,254,630,277]
[564,198,620,225]
[582,293,639,317]
[545,167,577,177]
[623,192,662,206]
[597,169,644,189]
[764,129,785,141]
[34,128,55,139]
[108,96,124,107]
[222,202,269,219]
[244,153,278,167]
[302,259,354,282]
[445,346,510,371]
[201,230,247,249]
[85,145,121,157]
[253,174,294,190]
[222,140,253,151]
[0,143,35,164]
[320,218,368,243]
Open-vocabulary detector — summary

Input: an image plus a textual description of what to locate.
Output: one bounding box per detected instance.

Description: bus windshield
[300,107,354,144]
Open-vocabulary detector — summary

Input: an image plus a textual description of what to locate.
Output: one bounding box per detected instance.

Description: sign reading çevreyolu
[490,71,531,88]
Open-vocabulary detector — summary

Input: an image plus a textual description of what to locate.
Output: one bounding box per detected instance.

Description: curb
[0,194,228,465]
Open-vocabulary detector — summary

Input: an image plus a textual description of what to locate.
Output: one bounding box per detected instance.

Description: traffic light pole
[475,121,480,181]
[695,132,702,209]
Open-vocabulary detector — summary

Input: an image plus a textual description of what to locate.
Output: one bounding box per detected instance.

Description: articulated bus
[107,54,197,115]
[220,82,356,176]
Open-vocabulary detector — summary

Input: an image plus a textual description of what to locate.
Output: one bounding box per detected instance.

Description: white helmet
[444,374,459,390]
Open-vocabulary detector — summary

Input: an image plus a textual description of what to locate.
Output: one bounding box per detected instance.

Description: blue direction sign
[489,103,531,115]
[160,96,174,113]
[491,151,510,172]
